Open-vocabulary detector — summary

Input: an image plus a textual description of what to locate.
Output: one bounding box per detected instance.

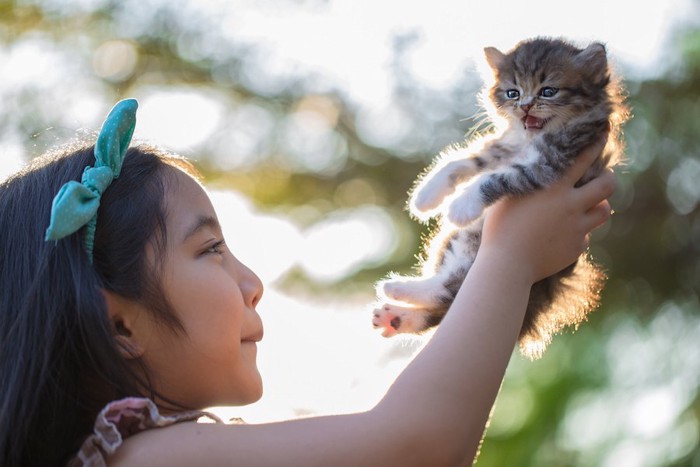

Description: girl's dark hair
[0,140,197,466]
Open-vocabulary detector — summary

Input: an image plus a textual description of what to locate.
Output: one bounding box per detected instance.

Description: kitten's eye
[505,89,520,99]
[540,87,558,98]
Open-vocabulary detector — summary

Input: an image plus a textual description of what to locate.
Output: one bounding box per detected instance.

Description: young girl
[0,99,615,466]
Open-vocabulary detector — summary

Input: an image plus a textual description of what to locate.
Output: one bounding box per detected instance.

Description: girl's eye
[205,239,226,255]
[505,89,520,99]
[540,87,558,98]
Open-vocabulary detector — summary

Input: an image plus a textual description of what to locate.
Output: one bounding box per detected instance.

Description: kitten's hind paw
[372,304,426,337]
[372,305,402,337]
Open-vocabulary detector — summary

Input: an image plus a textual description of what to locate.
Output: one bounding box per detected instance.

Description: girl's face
[139,169,264,409]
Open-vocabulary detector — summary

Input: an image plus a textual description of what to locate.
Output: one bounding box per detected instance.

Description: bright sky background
[2,0,698,445]
[211,0,695,101]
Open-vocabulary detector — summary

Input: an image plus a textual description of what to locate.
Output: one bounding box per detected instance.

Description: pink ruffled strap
[68,397,222,467]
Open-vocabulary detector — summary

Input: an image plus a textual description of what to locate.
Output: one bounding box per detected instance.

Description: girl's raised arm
[109,138,614,467]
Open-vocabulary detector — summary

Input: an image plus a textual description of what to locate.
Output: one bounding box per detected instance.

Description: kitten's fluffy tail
[519,254,606,359]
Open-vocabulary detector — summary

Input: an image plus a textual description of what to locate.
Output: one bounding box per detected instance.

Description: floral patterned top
[67,397,222,467]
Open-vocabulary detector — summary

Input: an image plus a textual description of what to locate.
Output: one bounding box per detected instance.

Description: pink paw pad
[372,305,403,337]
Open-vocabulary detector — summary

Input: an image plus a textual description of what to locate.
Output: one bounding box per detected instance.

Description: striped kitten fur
[373,38,629,359]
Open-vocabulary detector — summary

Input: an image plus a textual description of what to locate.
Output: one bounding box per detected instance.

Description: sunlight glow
[210,103,276,170]
[92,40,139,82]
[212,288,419,423]
[278,110,347,175]
[0,141,26,182]
[209,190,397,285]
[355,103,414,150]
[137,90,225,151]
[211,0,693,113]
[298,206,396,283]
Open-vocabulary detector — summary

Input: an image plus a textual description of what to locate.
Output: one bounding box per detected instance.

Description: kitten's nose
[521,103,533,113]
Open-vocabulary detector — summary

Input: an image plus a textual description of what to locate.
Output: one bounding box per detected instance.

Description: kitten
[372,38,629,359]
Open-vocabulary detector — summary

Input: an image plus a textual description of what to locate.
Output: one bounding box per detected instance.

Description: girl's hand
[480,137,616,284]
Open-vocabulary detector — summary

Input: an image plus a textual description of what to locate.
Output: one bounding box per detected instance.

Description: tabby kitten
[372,38,628,359]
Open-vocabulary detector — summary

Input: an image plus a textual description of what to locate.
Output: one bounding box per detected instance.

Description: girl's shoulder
[68,397,222,467]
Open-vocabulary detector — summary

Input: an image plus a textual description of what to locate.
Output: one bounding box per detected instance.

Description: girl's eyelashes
[203,239,227,256]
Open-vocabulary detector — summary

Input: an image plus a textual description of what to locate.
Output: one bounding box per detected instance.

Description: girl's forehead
[165,169,218,235]
[167,167,205,196]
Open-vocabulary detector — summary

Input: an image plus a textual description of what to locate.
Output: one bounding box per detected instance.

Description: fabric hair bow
[45,99,138,261]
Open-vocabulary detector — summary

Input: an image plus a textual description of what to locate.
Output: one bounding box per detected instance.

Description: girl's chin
[228,373,263,406]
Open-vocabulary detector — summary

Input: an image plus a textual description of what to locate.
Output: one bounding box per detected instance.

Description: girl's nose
[241,263,264,308]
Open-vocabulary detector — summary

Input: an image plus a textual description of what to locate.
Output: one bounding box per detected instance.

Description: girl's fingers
[582,233,591,253]
[584,199,613,232]
[576,168,617,210]
[563,135,608,185]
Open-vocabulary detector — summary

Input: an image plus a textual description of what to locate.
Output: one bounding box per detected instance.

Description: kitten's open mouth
[523,115,547,130]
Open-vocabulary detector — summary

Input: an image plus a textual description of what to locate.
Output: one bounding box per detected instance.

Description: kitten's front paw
[412,188,442,213]
[447,189,485,226]
[410,178,453,217]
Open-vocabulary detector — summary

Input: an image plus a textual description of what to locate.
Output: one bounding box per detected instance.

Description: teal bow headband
[45,99,138,261]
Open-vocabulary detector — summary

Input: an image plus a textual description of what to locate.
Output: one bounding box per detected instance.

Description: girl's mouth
[241,330,264,343]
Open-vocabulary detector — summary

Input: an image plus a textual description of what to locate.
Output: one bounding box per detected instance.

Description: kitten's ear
[575,42,608,81]
[484,47,506,71]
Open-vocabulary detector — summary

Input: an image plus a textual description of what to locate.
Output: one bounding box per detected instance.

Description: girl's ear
[102,290,146,359]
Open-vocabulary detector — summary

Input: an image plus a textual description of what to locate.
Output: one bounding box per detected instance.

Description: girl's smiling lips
[241,329,264,343]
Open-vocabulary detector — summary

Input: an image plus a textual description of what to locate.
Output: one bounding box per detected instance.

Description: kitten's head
[483,38,611,134]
